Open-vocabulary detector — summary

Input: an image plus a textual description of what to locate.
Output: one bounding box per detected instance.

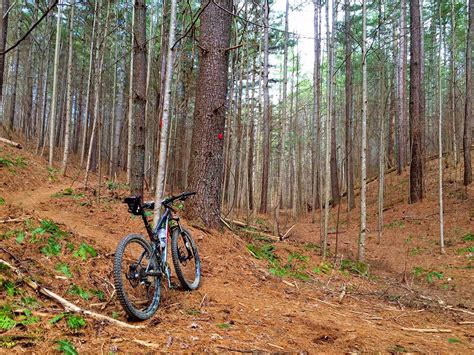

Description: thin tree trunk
[397,0,407,174]
[259,0,270,215]
[438,3,445,254]
[48,2,63,168]
[0,0,9,129]
[80,0,98,167]
[323,0,334,259]
[463,0,473,186]
[344,0,355,211]
[154,0,177,224]
[61,2,75,175]
[358,0,367,262]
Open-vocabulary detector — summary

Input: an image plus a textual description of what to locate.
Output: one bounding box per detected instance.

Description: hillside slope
[1,142,473,352]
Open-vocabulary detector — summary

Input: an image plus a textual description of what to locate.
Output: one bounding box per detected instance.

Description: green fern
[73,242,97,260]
[56,340,78,355]
[66,315,87,330]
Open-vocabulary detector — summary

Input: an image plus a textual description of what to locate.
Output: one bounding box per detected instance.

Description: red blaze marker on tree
[218,133,223,140]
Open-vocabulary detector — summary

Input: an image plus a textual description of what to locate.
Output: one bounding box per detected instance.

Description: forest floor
[0,141,473,353]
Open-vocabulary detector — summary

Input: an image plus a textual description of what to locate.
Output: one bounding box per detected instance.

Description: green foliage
[48,168,58,182]
[1,229,20,240]
[462,233,474,242]
[340,259,369,276]
[313,262,332,275]
[49,313,66,324]
[106,181,128,191]
[1,280,18,296]
[447,338,461,344]
[303,242,320,251]
[111,311,119,319]
[0,305,16,330]
[412,266,427,277]
[40,236,62,257]
[91,289,105,301]
[385,220,405,229]
[55,263,72,278]
[0,197,5,205]
[409,247,423,256]
[73,242,97,260]
[20,296,38,308]
[185,308,201,316]
[66,315,87,330]
[216,322,231,329]
[456,246,474,254]
[15,231,25,244]
[412,267,444,283]
[426,271,444,283]
[68,285,91,300]
[0,155,27,170]
[16,309,39,325]
[56,340,78,355]
[247,243,277,263]
[52,188,85,200]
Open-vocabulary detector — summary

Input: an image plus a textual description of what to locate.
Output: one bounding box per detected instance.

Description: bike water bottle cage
[123,196,143,216]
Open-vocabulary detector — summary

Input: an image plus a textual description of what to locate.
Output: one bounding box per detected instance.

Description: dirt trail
[1,145,473,352]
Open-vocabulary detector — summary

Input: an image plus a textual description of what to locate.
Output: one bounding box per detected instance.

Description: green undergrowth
[0,154,27,172]
[246,242,370,281]
[52,188,85,200]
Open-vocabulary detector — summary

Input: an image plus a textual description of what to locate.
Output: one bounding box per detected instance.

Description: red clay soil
[0,142,473,353]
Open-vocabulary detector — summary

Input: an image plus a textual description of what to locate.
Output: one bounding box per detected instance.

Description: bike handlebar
[161,191,196,206]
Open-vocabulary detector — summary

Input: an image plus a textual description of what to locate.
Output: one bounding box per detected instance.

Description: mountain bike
[113,192,201,321]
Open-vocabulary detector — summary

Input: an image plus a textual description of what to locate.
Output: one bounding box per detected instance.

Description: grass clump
[73,242,97,260]
[340,259,369,277]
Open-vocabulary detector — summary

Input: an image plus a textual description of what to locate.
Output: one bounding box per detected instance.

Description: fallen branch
[0,137,23,149]
[401,327,451,333]
[281,224,295,240]
[0,258,144,329]
[459,321,474,325]
[220,217,233,231]
[0,218,23,224]
[216,345,263,353]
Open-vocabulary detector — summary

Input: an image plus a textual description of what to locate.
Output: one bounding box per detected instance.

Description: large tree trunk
[61,3,75,175]
[185,0,232,228]
[129,0,147,196]
[464,0,473,186]
[409,0,424,203]
[154,0,177,224]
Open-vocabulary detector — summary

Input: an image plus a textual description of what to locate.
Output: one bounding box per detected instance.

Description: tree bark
[358,0,367,262]
[0,0,9,130]
[409,0,424,203]
[130,0,147,196]
[185,0,232,228]
[60,2,75,175]
[463,0,473,186]
[344,0,354,210]
[48,2,63,168]
[154,0,177,224]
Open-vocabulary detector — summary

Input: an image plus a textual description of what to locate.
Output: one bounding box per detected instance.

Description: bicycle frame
[139,205,186,287]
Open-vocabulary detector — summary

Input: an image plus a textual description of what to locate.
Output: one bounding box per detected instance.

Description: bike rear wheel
[113,234,161,321]
[171,228,201,290]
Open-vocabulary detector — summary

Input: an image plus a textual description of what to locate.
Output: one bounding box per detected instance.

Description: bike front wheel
[113,234,161,321]
[171,228,201,290]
